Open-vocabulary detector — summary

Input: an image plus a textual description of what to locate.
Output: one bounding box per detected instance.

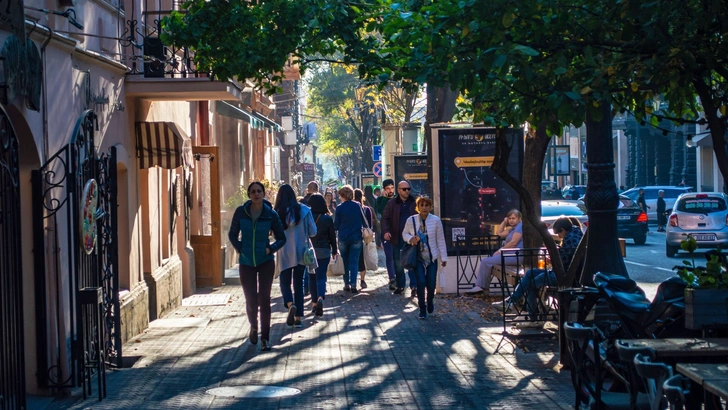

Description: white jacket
[401,214,448,265]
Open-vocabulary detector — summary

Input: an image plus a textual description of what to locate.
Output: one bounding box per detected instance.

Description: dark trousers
[239,259,275,341]
[311,257,331,301]
[415,261,438,315]
[383,240,395,280]
[280,265,306,317]
[392,240,416,289]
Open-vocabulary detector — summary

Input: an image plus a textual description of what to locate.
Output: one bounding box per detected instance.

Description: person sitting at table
[465,209,523,294]
[501,217,583,327]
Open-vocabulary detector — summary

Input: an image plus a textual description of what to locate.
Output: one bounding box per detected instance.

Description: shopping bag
[400,244,418,271]
[364,242,378,271]
[327,256,345,276]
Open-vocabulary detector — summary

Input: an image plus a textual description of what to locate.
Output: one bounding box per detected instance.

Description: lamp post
[581,102,628,286]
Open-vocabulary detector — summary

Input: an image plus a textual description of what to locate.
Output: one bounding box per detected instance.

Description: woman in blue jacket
[228,182,286,351]
[275,184,317,328]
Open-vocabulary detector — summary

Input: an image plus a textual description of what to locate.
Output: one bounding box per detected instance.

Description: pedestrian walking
[401,197,447,319]
[227,182,286,351]
[274,184,317,328]
[381,180,418,296]
[307,194,337,317]
[467,209,523,295]
[354,188,377,290]
[300,180,319,205]
[656,190,666,232]
[334,185,365,293]
[375,179,397,290]
[324,190,337,217]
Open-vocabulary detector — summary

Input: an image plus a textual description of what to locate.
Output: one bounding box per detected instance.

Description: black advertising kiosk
[393,155,431,198]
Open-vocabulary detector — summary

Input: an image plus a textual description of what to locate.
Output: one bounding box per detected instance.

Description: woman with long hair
[324,190,337,216]
[354,188,377,290]
[228,182,286,351]
[466,209,524,295]
[274,184,317,328]
[307,194,337,316]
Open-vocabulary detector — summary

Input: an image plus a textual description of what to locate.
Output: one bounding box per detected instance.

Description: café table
[676,363,728,410]
[616,338,728,361]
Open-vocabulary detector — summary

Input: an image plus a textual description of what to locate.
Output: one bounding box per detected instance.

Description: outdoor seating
[615,341,658,410]
[497,247,560,330]
[454,235,502,295]
[662,375,692,410]
[563,321,635,410]
[632,353,672,410]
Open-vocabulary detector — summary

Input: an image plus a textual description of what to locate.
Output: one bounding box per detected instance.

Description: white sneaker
[465,286,484,294]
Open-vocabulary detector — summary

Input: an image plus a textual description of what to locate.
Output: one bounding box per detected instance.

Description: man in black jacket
[382,180,417,295]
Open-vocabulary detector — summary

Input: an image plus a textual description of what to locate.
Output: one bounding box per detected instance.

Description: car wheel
[633,235,647,245]
[666,244,678,257]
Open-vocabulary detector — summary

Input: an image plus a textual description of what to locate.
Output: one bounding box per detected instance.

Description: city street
[622,228,700,300]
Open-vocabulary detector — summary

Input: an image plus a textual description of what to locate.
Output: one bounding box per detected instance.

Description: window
[677,197,727,213]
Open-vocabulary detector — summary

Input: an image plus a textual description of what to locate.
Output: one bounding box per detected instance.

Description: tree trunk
[580,102,628,286]
[423,84,457,153]
[693,77,728,185]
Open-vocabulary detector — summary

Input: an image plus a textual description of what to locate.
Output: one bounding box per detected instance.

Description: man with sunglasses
[382,180,418,295]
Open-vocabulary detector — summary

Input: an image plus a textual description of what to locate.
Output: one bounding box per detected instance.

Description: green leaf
[565,91,580,101]
[512,45,539,56]
[554,67,567,75]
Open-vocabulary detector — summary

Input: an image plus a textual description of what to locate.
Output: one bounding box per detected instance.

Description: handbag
[364,241,378,271]
[399,216,419,270]
[303,213,318,269]
[359,205,375,244]
[327,256,345,276]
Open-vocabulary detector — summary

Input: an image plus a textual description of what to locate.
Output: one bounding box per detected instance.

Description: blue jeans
[511,268,557,318]
[338,238,362,288]
[312,257,330,301]
[382,240,395,280]
[415,261,438,315]
[392,240,416,289]
[279,265,305,316]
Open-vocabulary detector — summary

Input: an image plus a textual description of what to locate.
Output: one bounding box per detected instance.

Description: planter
[684,288,728,330]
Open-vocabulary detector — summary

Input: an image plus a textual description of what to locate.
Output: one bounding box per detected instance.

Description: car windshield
[676,197,727,213]
[542,204,586,217]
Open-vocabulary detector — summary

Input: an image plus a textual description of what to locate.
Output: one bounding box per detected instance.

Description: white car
[665,192,728,257]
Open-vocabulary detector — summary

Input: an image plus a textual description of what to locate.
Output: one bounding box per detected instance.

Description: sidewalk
[44,265,574,410]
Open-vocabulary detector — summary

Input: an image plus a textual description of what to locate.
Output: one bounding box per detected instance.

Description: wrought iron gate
[32,109,120,401]
[0,109,27,410]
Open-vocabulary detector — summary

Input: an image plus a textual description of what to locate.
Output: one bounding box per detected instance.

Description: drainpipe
[40,26,54,163]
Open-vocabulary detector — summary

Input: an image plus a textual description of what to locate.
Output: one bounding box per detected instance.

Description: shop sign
[393,155,431,198]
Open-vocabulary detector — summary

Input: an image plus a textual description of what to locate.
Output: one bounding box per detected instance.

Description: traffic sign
[372,161,383,177]
[372,145,382,161]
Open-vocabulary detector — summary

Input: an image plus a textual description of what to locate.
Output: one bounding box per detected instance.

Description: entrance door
[190,146,222,287]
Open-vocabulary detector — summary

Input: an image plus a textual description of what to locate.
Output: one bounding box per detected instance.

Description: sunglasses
[399,187,411,191]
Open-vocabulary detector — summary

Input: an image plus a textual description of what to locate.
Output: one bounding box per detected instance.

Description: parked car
[622,186,692,222]
[615,195,649,245]
[665,192,728,257]
[562,185,587,200]
[541,200,589,235]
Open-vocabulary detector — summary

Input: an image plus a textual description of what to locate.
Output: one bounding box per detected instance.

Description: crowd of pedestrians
[228,178,447,352]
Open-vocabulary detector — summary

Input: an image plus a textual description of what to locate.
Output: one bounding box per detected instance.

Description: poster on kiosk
[393,155,431,198]
[431,126,523,293]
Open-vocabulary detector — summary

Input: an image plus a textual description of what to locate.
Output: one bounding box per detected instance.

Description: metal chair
[564,322,635,410]
[632,353,673,410]
[662,375,691,410]
[615,341,657,410]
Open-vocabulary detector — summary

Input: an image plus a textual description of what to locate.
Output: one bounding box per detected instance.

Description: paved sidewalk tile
[45,266,573,410]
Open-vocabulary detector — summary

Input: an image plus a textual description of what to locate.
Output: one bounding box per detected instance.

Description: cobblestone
[44,265,573,410]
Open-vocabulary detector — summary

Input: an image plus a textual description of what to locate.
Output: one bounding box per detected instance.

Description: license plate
[693,234,716,241]
[617,215,630,220]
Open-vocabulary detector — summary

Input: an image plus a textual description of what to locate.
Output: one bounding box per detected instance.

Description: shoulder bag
[303,212,318,269]
[399,216,419,270]
[360,205,375,244]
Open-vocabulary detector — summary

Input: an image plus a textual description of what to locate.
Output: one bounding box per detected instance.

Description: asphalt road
[620,227,704,300]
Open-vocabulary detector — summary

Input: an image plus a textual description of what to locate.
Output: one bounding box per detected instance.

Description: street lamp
[685,134,695,148]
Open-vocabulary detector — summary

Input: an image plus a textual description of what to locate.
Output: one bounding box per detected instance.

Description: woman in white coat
[402,197,447,319]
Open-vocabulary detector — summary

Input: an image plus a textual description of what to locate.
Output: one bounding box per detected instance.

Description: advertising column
[393,155,431,198]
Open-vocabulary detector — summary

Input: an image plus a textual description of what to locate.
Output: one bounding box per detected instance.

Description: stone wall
[144,256,183,321]
[119,281,149,343]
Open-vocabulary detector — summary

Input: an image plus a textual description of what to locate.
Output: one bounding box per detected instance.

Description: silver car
[665,192,728,257]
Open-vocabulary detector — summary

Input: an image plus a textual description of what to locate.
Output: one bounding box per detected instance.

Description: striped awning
[135,122,194,169]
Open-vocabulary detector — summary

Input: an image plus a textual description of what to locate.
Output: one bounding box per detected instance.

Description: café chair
[564,322,641,410]
[615,341,657,410]
[632,353,673,410]
[662,375,691,410]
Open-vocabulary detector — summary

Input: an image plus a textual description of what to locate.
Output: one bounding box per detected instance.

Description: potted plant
[673,235,728,330]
